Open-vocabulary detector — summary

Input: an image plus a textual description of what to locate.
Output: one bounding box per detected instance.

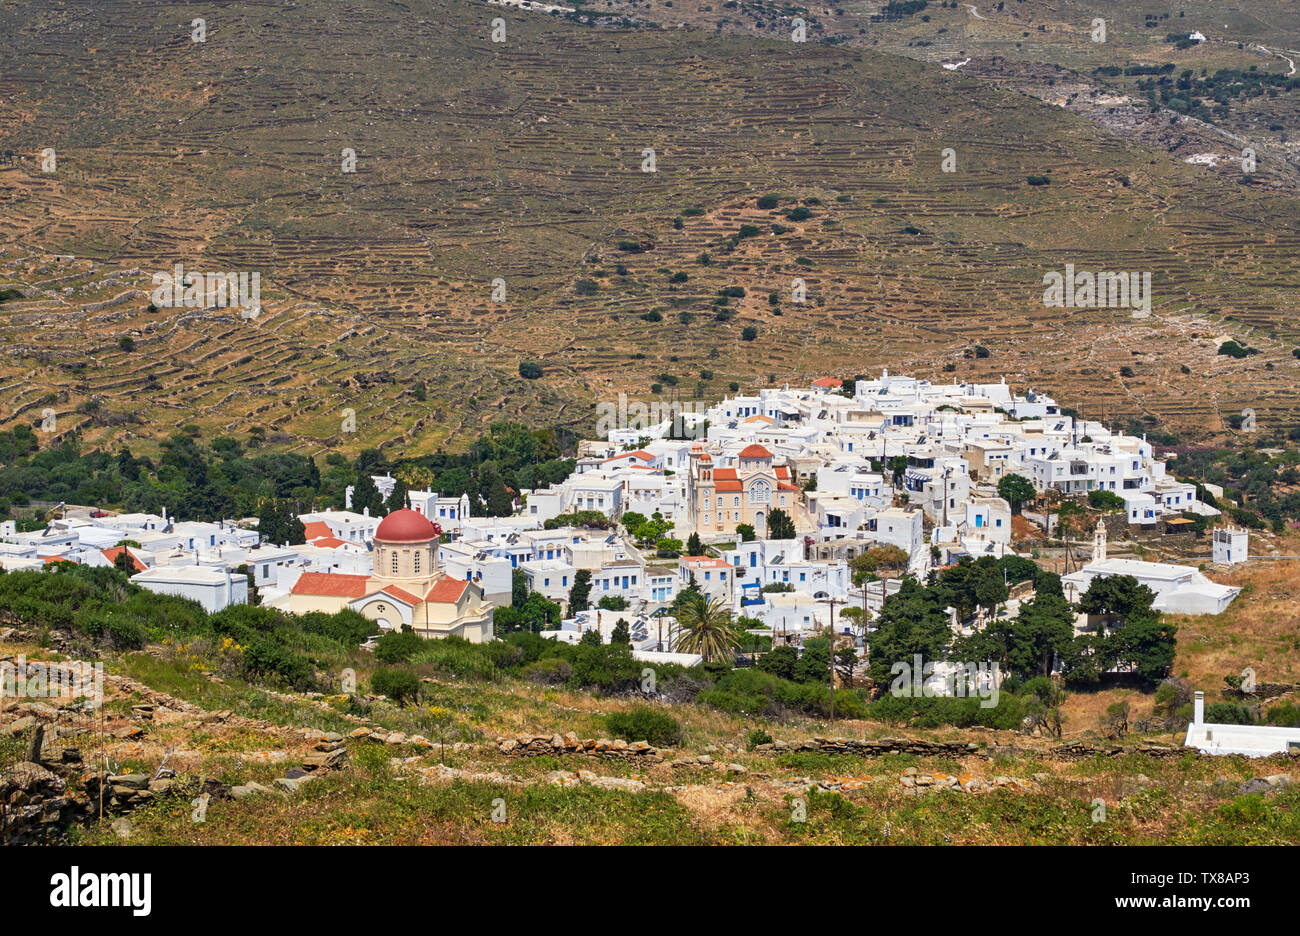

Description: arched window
[390,551,399,575]
[413,550,421,575]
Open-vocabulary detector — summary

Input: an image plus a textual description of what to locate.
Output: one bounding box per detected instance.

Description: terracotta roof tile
[302,521,333,542]
[290,572,370,598]
[426,577,470,603]
[101,546,146,573]
[379,585,422,605]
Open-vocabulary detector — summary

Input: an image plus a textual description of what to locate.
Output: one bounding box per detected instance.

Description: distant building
[688,444,803,538]
[273,509,493,641]
[130,566,248,613]
[1184,691,1300,757]
[1063,557,1239,616]
[1212,526,1249,565]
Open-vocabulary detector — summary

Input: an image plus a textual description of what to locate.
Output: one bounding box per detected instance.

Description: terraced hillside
[1,0,1298,456]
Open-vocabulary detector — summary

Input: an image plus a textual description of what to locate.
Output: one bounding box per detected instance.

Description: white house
[1212,527,1249,565]
[1184,691,1300,757]
[130,566,248,613]
[1063,557,1240,616]
[964,497,1012,546]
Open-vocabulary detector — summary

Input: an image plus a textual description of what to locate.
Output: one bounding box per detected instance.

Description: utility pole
[818,596,843,723]
[942,465,951,529]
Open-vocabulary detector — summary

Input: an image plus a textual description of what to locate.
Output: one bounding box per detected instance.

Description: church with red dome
[280,508,493,642]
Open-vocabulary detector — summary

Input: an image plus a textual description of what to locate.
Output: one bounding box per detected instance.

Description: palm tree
[672,593,742,663]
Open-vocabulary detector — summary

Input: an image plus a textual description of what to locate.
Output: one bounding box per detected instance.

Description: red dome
[374,509,441,543]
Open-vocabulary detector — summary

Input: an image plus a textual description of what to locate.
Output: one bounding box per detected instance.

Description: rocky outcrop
[496,733,662,760]
[302,735,348,771]
[547,769,647,793]
[348,727,440,748]
[669,754,746,775]
[0,762,92,844]
[899,768,1033,794]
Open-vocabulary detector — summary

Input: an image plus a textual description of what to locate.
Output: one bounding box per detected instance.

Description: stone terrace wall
[496,733,662,760]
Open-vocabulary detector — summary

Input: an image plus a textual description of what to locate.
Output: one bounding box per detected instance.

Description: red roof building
[374,508,442,543]
[290,572,370,598]
[101,546,147,573]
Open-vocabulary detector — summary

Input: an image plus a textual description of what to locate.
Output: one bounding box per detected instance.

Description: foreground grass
[74,755,1300,846]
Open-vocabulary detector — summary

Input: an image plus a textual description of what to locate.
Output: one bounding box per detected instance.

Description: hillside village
[0,373,1256,718]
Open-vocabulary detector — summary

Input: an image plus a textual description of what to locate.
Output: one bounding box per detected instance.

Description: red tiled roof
[813,377,843,388]
[290,572,370,598]
[311,536,348,549]
[774,466,791,479]
[715,481,743,492]
[604,450,653,463]
[44,555,75,565]
[302,521,332,542]
[778,482,800,491]
[737,444,773,459]
[101,546,146,573]
[713,468,739,481]
[426,577,470,603]
[379,585,422,605]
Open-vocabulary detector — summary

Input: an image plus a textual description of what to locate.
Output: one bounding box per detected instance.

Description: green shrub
[866,693,1022,730]
[300,609,375,647]
[371,667,421,705]
[408,636,497,680]
[604,706,682,746]
[1205,702,1254,725]
[522,657,573,685]
[374,629,426,664]
[747,728,774,747]
[241,636,312,689]
[1088,490,1126,511]
[569,643,640,693]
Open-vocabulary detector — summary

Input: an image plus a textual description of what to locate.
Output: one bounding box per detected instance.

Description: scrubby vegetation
[0,563,373,691]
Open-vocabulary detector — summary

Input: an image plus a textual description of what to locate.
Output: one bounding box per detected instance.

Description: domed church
[282,508,493,642]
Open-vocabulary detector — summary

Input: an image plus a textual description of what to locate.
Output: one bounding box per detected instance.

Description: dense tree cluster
[867,558,1177,691]
[0,421,575,529]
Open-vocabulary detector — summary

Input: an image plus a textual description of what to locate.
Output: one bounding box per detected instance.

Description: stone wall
[753,736,1300,762]
[755,737,987,758]
[496,733,662,760]
[0,761,92,844]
